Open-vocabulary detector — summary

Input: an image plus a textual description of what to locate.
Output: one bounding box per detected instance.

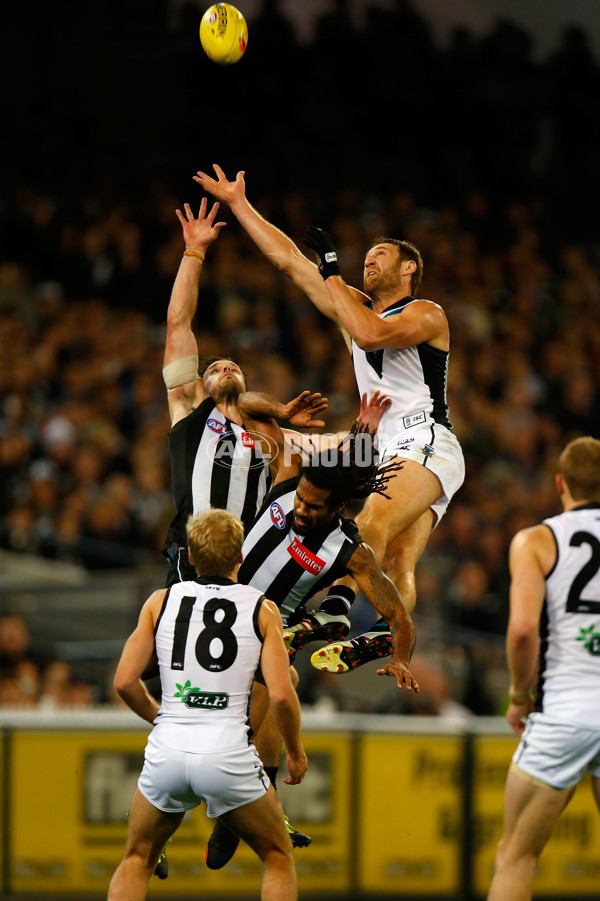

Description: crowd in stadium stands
[1,1,599,713]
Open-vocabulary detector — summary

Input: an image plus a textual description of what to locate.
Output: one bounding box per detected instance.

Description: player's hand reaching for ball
[194,164,246,208]
[175,198,227,251]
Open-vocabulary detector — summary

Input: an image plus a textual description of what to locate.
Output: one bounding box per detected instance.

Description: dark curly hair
[300,422,402,510]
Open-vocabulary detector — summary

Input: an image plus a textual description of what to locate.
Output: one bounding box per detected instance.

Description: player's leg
[108,788,184,901]
[354,457,441,575]
[206,670,310,869]
[486,764,575,901]
[380,508,435,612]
[220,784,297,901]
[311,505,435,674]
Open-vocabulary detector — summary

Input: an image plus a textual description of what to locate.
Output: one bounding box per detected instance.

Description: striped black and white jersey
[164,398,271,552]
[239,477,362,620]
[352,296,453,450]
[536,503,600,727]
[153,576,265,752]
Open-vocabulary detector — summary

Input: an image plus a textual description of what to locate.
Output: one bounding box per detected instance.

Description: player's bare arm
[239,390,328,428]
[165,200,227,424]
[113,589,166,724]
[303,225,448,352]
[347,542,419,690]
[258,599,308,785]
[505,525,555,731]
[194,164,346,331]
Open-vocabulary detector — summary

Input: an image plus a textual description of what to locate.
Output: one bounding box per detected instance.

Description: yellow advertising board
[472,735,600,898]
[357,733,464,895]
[9,728,352,896]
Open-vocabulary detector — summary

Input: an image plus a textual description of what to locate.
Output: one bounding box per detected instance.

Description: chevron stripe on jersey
[153,577,265,752]
[352,296,452,447]
[238,477,361,620]
[165,398,270,549]
[536,503,600,727]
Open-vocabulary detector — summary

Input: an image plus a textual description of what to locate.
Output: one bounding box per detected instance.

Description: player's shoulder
[349,286,370,304]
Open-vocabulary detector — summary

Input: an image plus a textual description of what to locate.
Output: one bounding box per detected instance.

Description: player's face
[363,243,404,295]
[203,359,246,402]
[293,477,339,534]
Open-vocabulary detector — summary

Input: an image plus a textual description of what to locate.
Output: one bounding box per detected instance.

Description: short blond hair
[559,436,600,501]
[186,509,245,577]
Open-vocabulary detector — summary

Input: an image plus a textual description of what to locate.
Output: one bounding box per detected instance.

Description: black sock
[371,618,389,631]
[265,765,278,790]
[319,585,356,616]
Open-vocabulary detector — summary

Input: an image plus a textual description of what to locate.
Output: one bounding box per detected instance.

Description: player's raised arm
[194,165,351,338]
[164,199,227,424]
[303,226,448,351]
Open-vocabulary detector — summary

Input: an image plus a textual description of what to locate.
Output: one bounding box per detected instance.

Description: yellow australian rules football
[200,3,248,65]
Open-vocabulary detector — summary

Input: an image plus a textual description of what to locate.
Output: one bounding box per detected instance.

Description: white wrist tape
[162,354,199,389]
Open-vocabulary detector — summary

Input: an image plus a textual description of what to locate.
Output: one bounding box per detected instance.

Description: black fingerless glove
[303,225,340,280]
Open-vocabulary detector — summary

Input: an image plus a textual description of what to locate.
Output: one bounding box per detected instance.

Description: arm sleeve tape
[162,354,199,389]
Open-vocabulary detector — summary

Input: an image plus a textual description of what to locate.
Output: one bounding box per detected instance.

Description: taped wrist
[319,251,340,280]
[162,354,199,389]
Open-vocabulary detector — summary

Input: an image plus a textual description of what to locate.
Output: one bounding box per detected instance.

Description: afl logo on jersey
[270,502,286,530]
[207,418,227,434]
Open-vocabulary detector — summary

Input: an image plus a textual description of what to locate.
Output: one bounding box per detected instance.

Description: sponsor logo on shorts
[288,537,325,574]
[402,411,426,428]
[270,502,286,529]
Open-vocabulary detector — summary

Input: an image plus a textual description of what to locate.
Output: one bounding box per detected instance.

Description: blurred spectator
[1,5,600,711]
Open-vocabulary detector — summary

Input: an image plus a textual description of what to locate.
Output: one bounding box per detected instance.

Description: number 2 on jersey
[170,596,239,671]
[566,531,600,614]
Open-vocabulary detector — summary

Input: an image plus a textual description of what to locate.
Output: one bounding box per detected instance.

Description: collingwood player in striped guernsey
[195,165,465,664]
[162,198,328,588]
[205,399,420,870]
[488,436,600,901]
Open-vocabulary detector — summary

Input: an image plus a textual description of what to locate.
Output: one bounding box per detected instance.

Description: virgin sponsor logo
[270,502,286,530]
[288,538,325,574]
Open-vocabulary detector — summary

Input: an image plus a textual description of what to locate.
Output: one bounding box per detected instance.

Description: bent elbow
[356,334,383,352]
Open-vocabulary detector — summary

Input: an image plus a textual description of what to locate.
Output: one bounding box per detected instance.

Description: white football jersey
[538,503,600,727]
[153,577,265,751]
[351,297,453,452]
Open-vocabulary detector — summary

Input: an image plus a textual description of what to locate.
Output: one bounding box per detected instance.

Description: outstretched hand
[377,660,420,692]
[194,164,246,207]
[175,198,227,250]
[302,226,340,280]
[283,390,328,428]
[356,391,391,434]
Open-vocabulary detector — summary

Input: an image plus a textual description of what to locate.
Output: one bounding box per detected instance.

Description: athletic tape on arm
[163,355,199,389]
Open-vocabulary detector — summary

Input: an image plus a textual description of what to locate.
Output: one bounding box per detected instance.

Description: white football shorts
[512,712,600,790]
[378,422,465,525]
[138,731,270,817]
